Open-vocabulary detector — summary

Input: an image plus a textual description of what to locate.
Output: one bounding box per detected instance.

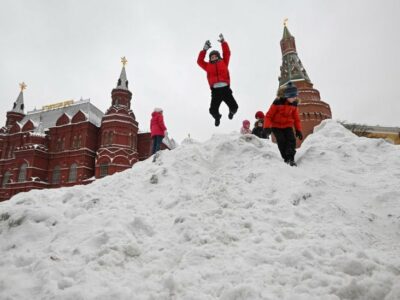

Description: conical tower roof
[10,82,26,114]
[279,24,312,87]
[282,24,292,40]
[115,57,130,91]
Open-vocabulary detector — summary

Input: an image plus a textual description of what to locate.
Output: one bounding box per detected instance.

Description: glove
[263,128,272,139]
[203,40,211,51]
[295,130,303,140]
[218,33,225,43]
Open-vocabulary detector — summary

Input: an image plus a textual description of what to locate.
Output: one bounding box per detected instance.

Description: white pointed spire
[116,57,130,91]
[11,82,26,114]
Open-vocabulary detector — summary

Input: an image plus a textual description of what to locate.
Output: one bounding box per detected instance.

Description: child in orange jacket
[263,82,303,166]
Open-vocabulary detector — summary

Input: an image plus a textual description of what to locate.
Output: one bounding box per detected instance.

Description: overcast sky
[1,0,399,142]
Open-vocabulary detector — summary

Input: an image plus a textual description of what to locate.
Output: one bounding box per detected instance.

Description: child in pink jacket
[240,120,252,134]
[150,107,167,155]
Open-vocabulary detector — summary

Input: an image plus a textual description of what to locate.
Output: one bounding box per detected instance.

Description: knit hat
[209,50,221,61]
[284,82,298,98]
[154,107,163,112]
[242,120,250,127]
[255,111,264,119]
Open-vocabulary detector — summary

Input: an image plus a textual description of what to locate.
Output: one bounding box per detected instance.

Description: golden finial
[121,56,128,67]
[284,18,289,27]
[19,82,27,91]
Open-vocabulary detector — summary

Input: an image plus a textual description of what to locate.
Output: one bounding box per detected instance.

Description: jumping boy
[197,34,239,126]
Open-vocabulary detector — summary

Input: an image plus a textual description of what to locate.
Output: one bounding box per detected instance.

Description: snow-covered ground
[0,120,399,300]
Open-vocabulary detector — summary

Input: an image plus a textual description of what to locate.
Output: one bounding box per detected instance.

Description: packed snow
[0,120,399,300]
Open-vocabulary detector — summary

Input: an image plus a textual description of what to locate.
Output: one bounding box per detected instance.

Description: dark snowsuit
[210,86,238,120]
[252,119,268,139]
[272,128,297,161]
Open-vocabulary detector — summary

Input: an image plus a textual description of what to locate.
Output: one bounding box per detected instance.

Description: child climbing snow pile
[240,120,252,135]
[252,111,268,139]
[263,82,303,166]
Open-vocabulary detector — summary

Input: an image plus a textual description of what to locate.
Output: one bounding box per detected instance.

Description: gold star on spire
[284,18,289,27]
[121,56,128,67]
[19,82,27,91]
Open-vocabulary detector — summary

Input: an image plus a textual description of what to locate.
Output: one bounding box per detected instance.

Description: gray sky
[1,0,399,142]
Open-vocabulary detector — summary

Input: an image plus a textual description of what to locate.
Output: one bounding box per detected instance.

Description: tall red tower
[278,21,332,146]
[95,57,139,177]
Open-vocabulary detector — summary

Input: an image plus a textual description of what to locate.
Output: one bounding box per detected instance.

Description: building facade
[341,123,400,145]
[277,23,332,146]
[0,63,170,201]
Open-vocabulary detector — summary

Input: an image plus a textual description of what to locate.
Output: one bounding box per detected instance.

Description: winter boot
[288,160,297,167]
[228,110,236,120]
[214,114,222,127]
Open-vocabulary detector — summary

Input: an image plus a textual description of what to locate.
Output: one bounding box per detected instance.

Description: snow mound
[1,120,399,300]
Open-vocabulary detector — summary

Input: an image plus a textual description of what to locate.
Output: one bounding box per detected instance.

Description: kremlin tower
[278,21,332,146]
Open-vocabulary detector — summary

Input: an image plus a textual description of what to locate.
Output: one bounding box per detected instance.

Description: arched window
[104,131,109,145]
[18,163,28,182]
[77,135,82,148]
[68,163,77,182]
[52,165,61,184]
[72,136,77,149]
[8,146,13,158]
[61,138,65,151]
[108,132,113,144]
[56,138,62,151]
[2,171,11,187]
[100,163,109,178]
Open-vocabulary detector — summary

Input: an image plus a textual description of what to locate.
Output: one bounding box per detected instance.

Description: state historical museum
[0,61,164,201]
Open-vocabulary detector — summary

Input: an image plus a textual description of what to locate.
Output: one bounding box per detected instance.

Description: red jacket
[264,98,302,131]
[150,112,167,137]
[197,41,231,88]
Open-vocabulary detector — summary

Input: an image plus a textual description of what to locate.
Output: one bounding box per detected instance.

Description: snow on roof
[1,120,400,299]
[22,99,104,130]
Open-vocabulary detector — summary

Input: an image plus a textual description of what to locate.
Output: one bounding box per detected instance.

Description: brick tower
[278,21,332,146]
[95,57,139,177]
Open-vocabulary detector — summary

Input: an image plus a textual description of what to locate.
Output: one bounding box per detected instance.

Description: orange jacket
[264,98,302,130]
[197,41,231,87]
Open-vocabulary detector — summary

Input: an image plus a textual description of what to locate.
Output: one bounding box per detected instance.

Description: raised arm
[197,49,208,71]
[221,41,231,66]
[197,40,211,71]
[218,34,231,66]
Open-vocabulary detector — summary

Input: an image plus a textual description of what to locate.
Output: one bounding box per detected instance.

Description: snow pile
[0,120,399,300]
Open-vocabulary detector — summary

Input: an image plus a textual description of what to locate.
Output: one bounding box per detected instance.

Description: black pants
[152,136,163,155]
[209,86,238,120]
[272,127,296,161]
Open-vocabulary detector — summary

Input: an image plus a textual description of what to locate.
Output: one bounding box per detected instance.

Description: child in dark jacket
[252,111,268,139]
[263,82,303,166]
[197,34,239,127]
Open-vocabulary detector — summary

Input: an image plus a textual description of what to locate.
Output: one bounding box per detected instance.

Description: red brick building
[278,23,332,146]
[0,64,172,201]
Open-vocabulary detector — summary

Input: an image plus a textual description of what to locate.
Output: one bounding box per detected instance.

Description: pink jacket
[150,112,167,137]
